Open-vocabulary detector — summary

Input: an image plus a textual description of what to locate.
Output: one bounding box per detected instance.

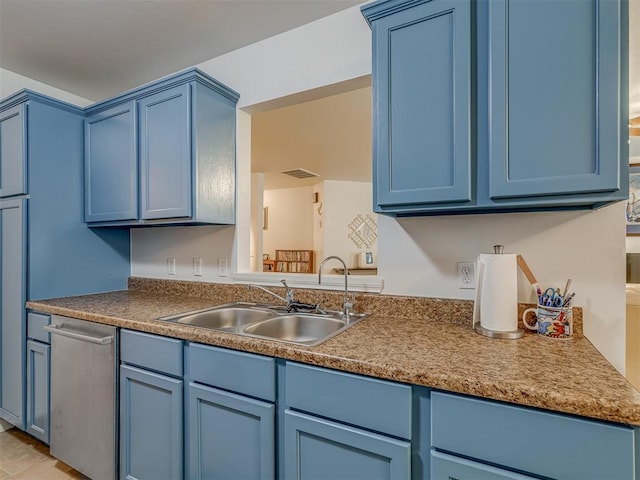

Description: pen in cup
[562,292,576,307]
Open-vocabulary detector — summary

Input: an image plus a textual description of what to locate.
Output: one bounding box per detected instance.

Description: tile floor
[0,428,87,479]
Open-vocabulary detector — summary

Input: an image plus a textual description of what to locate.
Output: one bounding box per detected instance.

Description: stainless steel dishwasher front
[44,315,117,480]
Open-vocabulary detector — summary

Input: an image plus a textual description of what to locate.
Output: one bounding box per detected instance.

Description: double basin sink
[158,302,367,347]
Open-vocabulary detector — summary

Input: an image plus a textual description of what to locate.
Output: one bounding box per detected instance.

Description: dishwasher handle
[44,324,113,345]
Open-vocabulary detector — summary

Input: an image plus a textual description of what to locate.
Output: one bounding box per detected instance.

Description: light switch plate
[193,257,203,276]
[218,258,228,277]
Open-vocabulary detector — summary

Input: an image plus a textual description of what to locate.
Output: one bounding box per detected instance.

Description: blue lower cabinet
[120,364,183,480]
[25,339,49,443]
[187,381,275,480]
[431,391,637,479]
[284,409,411,480]
[0,198,26,429]
[431,450,535,480]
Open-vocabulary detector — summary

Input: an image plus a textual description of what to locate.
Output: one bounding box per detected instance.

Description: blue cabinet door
[370,0,472,210]
[138,84,192,220]
[120,364,183,480]
[187,381,275,480]
[85,102,137,222]
[488,0,623,200]
[0,198,26,428]
[284,409,411,480]
[431,450,535,480]
[26,339,49,444]
[0,103,27,198]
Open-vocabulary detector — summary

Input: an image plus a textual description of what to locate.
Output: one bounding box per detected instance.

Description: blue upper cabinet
[85,102,137,222]
[139,85,191,220]
[362,0,628,215]
[488,0,623,202]
[0,103,27,198]
[366,0,472,211]
[84,68,239,226]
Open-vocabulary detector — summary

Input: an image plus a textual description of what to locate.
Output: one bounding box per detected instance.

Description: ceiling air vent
[280,168,319,179]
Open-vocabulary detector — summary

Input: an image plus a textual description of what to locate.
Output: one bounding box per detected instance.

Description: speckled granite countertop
[26,277,640,427]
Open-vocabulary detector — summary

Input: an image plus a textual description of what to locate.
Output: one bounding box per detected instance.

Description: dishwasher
[44,315,117,480]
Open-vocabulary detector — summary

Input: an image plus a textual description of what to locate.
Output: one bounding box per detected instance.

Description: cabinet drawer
[285,362,412,439]
[120,329,183,377]
[431,450,534,480]
[431,391,636,479]
[188,343,275,402]
[28,312,51,343]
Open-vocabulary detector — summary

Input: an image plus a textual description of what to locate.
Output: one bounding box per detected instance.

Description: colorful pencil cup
[522,304,573,340]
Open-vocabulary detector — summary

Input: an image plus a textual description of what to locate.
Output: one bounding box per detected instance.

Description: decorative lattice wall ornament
[348,213,377,249]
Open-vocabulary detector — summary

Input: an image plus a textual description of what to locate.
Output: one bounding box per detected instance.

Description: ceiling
[0,0,362,102]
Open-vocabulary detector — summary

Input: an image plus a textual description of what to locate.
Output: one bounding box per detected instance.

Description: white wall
[263,186,315,258]
[195,6,371,110]
[380,205,627,372]
[132,225,235,281]
[126,5,626,373]
[1,68,92,107]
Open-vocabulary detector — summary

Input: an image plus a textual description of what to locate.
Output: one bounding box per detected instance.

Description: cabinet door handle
[44,324,113,345]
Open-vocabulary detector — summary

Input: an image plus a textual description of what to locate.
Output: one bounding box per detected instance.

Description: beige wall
[263,186,315,259]
[322,180,374,268]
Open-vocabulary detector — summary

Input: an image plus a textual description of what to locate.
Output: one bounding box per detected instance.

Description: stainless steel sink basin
[242,314,347,346]
[173,307,273,330]
[158,302,367,346]
[159,303,274,330]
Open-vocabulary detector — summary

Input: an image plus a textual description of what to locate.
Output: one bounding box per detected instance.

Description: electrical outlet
[167,257,176,275]
[457,262,476,289]
[193,257,203,276]
[218,258,228,277]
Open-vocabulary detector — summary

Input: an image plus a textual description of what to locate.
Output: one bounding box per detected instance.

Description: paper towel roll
[477,253,518,332]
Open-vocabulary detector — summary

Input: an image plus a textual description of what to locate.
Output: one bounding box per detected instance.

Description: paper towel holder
[473,245,525,339]
[474,322,524,339]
